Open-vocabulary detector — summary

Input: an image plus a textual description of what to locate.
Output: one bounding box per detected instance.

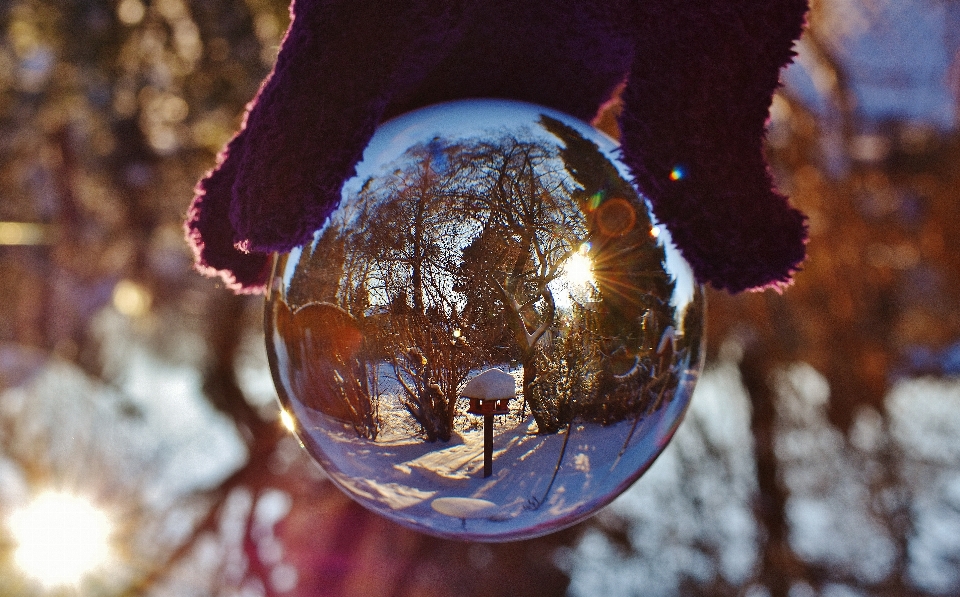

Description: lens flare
[9,492,113,588]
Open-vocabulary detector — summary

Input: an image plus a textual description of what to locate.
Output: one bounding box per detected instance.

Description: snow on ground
[287,371,698,541]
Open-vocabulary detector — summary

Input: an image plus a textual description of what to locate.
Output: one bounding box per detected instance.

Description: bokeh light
[10,492,113,588]
[112,279,153,318]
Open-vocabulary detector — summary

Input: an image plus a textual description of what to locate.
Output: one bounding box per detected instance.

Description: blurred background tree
[0,0,958,596]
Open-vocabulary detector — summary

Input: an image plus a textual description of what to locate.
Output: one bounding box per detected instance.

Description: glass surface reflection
[265,100,705,541]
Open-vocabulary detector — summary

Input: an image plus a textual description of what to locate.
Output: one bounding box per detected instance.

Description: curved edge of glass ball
[264,99,706,542]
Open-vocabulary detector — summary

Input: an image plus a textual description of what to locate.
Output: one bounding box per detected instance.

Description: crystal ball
[265,99,704,541]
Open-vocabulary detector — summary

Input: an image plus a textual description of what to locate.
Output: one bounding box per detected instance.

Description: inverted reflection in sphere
[265,100,705,541]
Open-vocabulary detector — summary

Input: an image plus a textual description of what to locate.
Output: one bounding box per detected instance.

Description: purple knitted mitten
[186,0,809,294]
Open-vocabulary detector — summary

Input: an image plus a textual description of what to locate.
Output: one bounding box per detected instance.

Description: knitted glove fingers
[621,0,809,292]
[187,0,468,290]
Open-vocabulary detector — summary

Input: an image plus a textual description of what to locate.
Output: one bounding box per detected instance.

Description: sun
[9,491,113,588]
[562,244,594,287]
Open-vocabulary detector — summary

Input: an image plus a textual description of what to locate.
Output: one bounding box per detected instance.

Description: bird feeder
[463,369,516,478]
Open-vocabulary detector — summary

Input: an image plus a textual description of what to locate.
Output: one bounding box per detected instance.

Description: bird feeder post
[484,413,494,478]
[463,369,517,479]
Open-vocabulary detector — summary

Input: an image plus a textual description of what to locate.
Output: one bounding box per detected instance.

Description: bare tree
[457,136,588,433]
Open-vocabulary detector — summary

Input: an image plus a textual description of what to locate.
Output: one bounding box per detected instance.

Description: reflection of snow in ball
[431,497,497,519]
[265,99,705,541]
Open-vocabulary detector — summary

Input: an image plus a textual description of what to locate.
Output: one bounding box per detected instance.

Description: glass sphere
[265,99,704,541]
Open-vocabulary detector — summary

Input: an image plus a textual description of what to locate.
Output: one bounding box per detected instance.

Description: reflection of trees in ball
[455,134,588,434]
[273,299,379,439]
[282,116,690,440]
[306,144,480,441]
[542,115,680,425]
[348,146,476,441]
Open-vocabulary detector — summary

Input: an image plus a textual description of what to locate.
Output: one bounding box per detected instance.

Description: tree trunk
[740,341,805,597]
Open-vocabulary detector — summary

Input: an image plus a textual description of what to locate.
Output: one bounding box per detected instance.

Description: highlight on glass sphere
[265,99,705,541]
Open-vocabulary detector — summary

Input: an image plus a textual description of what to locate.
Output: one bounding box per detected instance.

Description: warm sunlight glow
[280,409,296,432]
[0,221,51,245]
[116,0,146,25]
[10,492,113,588]
[112,279,152,318]
[562,245,594,287]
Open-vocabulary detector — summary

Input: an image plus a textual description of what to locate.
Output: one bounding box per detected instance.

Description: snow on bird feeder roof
[461,369,516,401]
